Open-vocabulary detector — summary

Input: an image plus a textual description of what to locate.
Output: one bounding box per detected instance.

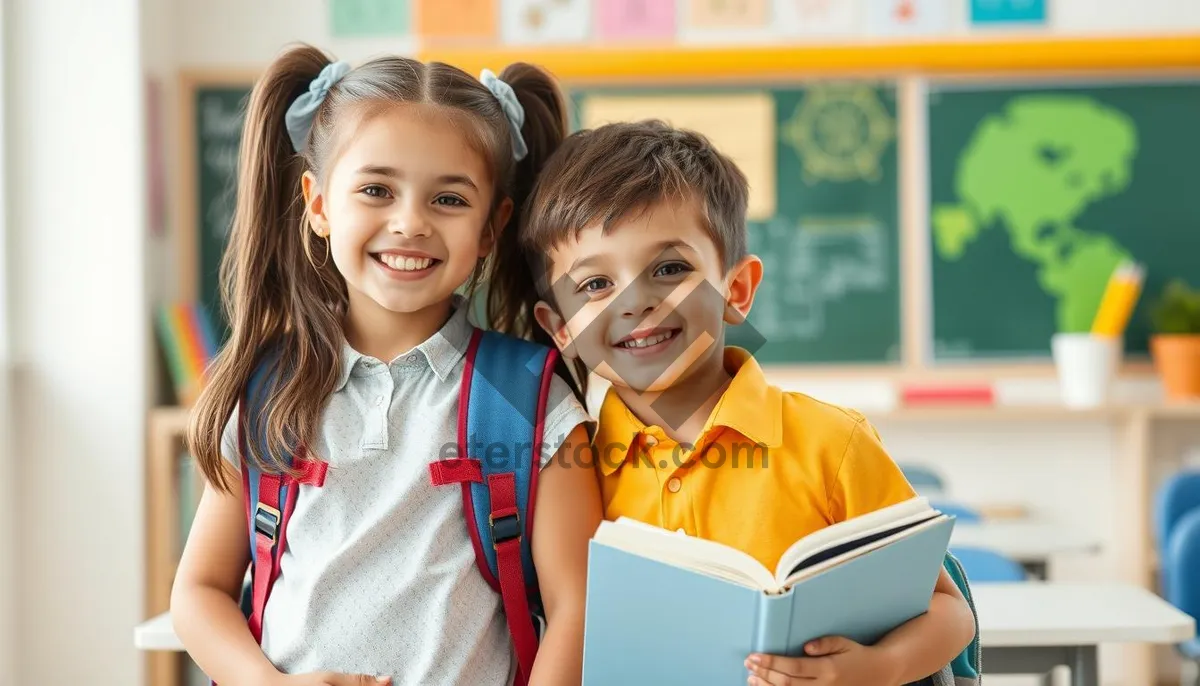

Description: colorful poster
[417,0,497,41]
[331,0,411,36]
[775,0,861,35]
[579,92,776,220]
[687,0,770,29]
[970,0,1046,24]
[502,0,590,44]
[595,0,677,41]
[865,0,951,35]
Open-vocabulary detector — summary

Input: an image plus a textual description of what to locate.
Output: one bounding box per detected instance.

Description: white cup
[1051,333,1122,408]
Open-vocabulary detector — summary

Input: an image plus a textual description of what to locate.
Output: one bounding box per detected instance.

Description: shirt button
[375,395,385,406]
[408,354,419,363]
[667,477,681,493]
[644,435,658,447]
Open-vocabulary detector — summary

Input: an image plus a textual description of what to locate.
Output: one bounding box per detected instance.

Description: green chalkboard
[192,84,251,341]
[929,79,1200,361]
[571,82,902,365]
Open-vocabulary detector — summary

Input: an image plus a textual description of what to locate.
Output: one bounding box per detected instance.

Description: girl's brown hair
[189,45,568,492]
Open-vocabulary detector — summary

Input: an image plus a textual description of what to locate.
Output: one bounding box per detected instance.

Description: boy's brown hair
[519,119,750,286]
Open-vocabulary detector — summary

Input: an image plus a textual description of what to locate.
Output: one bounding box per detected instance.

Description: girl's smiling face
[303,102,510,317]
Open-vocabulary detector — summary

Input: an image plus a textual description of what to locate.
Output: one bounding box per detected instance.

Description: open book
[592,496,948,594]
[583,497,956,685]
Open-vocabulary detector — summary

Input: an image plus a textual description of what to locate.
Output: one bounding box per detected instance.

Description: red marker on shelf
[901,384,995,406]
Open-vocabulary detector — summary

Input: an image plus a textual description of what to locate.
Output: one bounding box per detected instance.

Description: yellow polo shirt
[594,347,916,572]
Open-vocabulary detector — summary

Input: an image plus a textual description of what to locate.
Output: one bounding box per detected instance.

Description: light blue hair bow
[480,69,528,162]
[285,61,352,153]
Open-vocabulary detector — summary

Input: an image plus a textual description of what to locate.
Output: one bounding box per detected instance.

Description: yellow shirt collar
[594,347,783,476]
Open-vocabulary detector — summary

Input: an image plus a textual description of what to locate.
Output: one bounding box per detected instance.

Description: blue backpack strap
[902,553,982,686]
[235,348,328,640]
[465,330,557,587]
[427,327,557,686]
[942,552,982,683]
[236,350,282,613]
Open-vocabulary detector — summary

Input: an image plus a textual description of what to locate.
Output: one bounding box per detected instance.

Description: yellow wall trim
[419,34,1200,83]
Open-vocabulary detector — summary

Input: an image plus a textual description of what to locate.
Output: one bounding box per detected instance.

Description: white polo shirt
[221,303,591,684]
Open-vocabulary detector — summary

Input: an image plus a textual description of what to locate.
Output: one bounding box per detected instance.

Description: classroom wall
[167,0,1200,71]
[7,0,147,684]
[1052,0,1200,35]
[0,0,13,680]
[176,0,417,69]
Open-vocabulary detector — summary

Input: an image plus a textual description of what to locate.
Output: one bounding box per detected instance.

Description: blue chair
[1155,471,1200,596]
[900,464,945,495]
[949,545,1026,583]
[1164,508,1200,674]
[930,500,983,525]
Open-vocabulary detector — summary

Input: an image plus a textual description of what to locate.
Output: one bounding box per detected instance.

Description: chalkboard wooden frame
[177,69,258,305]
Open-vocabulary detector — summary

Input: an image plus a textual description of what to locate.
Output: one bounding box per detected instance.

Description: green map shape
[931,95,1137,333]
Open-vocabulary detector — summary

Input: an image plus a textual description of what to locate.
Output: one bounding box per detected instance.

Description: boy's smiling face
[535,195,761,396]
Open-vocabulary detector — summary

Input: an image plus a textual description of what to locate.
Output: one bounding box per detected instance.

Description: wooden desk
[975,582,1196,686]
[135,612,183,652]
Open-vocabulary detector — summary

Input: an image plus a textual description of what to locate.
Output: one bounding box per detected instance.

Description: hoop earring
[308,234,330,270]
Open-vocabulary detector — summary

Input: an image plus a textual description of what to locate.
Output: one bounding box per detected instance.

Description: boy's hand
[745,636,899,686]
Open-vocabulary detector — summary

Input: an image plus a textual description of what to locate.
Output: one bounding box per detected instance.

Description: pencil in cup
[1091,261,1144,337]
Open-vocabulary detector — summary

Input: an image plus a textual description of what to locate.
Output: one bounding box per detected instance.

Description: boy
[520,121,976,686]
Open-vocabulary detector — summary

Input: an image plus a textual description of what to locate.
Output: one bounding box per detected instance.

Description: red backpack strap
[488,471,537,686]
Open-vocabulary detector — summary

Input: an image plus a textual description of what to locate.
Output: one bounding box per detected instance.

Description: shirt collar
[594,347,783,476]
[704,347,783,448]
[333,296,474,391]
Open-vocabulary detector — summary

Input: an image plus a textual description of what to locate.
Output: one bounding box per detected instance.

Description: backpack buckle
[489,513,521,547]
[254,503,281,542]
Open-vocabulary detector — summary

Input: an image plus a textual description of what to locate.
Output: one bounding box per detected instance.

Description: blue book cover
[581,498,955,685]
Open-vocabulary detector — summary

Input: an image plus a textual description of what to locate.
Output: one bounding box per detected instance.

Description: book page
[593,518,778,591]
[780,515,950,588]
[772,497,933,581]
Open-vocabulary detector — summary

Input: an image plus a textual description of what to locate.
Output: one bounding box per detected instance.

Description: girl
[172,45,601,686]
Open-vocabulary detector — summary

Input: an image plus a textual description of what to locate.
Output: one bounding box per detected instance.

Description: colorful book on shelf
[155,302,219,406]
[581,497,955,685]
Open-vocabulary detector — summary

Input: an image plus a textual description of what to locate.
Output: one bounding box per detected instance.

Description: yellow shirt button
[667,477,682,493]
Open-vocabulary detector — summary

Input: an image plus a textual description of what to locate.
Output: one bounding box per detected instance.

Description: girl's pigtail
[188,45,344,492]
[484,64,588,401]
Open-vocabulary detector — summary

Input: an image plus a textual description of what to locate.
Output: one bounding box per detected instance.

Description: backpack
[235,328,559,686]
[907,553,983,686]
